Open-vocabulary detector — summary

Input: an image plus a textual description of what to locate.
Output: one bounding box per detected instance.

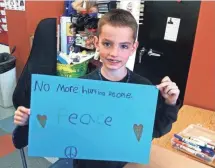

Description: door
[134,1,201,104]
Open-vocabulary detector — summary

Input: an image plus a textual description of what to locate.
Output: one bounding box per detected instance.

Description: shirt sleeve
[12,125,29,149]
[152,93,181,138]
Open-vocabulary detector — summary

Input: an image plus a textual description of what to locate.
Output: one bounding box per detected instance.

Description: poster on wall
[118,0,141,23]
[4,0,25,11]
[164,17,181,42]
[0,0,7,33]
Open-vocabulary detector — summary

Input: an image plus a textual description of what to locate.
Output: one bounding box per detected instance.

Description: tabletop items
[171,124,215,164]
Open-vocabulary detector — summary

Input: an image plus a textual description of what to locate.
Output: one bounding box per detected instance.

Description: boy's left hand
[156,76,180,105]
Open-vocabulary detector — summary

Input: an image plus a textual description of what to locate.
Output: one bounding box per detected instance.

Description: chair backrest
[12,18,57,109]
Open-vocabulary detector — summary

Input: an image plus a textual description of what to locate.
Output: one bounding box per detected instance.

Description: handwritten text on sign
[34,80,133,99]
[28,74,158,164]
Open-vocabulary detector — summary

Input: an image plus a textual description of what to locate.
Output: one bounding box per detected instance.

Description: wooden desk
[152,105,215,167]
[125,145,210,168]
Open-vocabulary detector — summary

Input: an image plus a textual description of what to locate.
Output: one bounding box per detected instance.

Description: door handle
[138,47,147,63]
[148,49,162,57]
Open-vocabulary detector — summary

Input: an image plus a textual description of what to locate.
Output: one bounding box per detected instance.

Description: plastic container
[0,55,16,107]
[171,124,215,165]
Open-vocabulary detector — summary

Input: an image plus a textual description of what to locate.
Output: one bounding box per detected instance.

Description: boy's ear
[94,36,99,50]
[131,41,139,54]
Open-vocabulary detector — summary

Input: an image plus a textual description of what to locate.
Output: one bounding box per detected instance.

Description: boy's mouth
[107,59,121,63]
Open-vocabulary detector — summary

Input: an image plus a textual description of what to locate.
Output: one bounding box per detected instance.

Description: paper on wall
[1,17,6,23]
[1,24,7,31]
[4,0,25,11]
[0,2,5,7]
[0,1,7,33]
[164,17,181,42]
[1,10,6,15]
[119,0,141,23]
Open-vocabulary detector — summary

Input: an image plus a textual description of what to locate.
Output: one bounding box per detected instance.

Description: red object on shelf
[81,10,87,15]
[88,28,97,33]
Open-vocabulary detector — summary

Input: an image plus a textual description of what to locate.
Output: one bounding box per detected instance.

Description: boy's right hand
[14,106,30,126]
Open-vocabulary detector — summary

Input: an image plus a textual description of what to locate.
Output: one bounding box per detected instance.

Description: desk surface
[152,105,215,167]
[125,145,210,168]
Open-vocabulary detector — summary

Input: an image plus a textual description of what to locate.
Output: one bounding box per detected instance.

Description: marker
[173,138,215,157]
[182,135,215,149]
[208,142,215,147]
[196,136,215,147]
[174,143,196,154]
[188,137,215,150]
[174,134,200,147]
[199,146,215,157]
[174,134,215,150]
[174,143,212,162]
[173,138,201,152]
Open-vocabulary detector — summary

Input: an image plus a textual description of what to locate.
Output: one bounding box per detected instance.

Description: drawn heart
[37,114,47,128]
[133,124,143,142]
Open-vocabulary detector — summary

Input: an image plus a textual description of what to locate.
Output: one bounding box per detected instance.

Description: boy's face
[94,24,138,71]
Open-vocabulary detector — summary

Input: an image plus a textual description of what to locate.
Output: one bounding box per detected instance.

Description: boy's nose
[109,46,118,57]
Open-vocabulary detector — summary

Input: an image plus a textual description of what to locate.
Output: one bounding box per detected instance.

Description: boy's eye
[120,44,129,49]
[102,42,111,48]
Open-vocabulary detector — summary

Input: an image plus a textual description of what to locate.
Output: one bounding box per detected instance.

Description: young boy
[13,9,180,168]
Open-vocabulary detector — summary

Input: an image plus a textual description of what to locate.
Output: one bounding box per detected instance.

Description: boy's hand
[156,76,180,105]
[14,106,30,126]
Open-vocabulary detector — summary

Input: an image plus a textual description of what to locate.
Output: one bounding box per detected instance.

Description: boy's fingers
[14,120,26,126]
[14,115,22,122]
[15,110,23,117]
[161,76,171,83]
[14,111,29,121]
[14,115,26,123]
[17,106,30,115]
[156,82,173,89]
[15,110,29,118]
[167,89,179,95]
[164,85,178,94]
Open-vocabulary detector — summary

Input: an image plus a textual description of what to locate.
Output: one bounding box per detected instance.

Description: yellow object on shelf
[56,60,89,78]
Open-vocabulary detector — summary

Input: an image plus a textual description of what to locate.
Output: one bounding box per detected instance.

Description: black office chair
[12,18,57,168]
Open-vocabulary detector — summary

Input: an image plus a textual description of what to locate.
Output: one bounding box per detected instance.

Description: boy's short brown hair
[97,9,138,41]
